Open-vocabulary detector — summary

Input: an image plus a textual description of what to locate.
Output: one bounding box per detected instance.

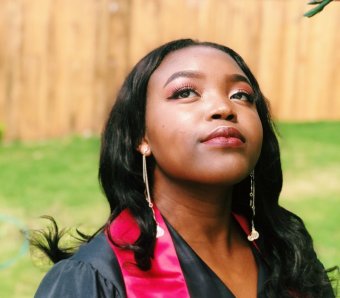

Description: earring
[247,170,260,241]
[142,146,164,238]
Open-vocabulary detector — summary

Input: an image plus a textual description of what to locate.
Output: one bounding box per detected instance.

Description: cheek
[145,108,195,158]
[148,130,195,181]
[147,124,193,160]
[145,102,197,145]
[145,106,204,181]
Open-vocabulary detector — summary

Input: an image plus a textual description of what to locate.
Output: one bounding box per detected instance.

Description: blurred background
[0,0,339,297]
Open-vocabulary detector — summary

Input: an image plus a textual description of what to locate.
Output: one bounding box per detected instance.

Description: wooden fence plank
[1,0,24,140]
[0,0,339,141]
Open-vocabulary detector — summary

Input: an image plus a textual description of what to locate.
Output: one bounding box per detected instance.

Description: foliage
[304,0,335,17]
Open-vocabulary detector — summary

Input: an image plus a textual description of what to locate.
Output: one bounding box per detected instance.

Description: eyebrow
[163,71,204,87]
[163,71,251,87]
[228,74,251,85]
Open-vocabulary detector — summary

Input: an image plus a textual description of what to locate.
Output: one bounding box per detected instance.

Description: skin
[139,46,263,298]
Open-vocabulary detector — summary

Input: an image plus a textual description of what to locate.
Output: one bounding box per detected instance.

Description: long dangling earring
[142,146,164,238]
[247,170,260,241]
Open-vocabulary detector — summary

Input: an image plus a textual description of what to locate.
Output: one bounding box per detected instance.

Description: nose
[206,96,236,122]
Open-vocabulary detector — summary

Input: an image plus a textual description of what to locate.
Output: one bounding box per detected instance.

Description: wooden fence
[0,0,339,141]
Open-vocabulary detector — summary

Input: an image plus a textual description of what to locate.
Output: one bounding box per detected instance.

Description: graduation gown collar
[106,206,257,298]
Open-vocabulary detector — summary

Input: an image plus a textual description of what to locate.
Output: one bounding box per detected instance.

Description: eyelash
[167,86,254,103]
[230,90,254,103]
[168,85,199,100]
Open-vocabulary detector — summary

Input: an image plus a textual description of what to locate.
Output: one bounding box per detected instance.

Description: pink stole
[106,206,257,298]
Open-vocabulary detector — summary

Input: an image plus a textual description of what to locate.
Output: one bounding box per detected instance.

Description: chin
[193,170,250,186]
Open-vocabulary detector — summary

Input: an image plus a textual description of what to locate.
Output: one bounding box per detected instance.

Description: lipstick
[201,126,245,148]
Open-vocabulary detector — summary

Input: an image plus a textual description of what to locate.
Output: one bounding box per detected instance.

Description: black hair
[33,39,337,297]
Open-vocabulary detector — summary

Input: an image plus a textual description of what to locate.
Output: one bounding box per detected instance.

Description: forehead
[149,46,247,86]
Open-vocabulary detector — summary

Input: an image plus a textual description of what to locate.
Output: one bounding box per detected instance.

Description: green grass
[0,136,108,298]
[0,123,339,297]
[278,122,340,270]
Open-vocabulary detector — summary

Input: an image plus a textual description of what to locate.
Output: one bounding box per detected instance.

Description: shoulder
[35,233,126,298]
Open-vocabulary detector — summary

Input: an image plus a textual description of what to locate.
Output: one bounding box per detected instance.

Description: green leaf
[304,0,333,17]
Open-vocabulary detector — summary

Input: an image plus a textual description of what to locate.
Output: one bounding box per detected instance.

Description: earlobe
[138,141,151,156]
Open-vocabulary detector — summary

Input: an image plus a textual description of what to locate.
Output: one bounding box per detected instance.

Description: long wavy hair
[34,39,337,297]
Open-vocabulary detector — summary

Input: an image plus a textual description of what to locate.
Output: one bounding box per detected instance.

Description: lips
[201,126,246,146]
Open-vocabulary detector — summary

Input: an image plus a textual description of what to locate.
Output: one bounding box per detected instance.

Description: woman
[34,39,336,297]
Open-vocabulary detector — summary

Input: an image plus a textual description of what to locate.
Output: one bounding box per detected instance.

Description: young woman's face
[144,46,263,186]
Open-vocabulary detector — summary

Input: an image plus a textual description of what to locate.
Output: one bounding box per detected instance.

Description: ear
[138,139,151,156]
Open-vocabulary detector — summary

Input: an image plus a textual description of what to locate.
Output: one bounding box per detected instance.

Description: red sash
[106,206,257,298]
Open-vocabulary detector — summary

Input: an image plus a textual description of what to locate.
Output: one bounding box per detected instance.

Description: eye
[230,90,254,103]
[168,87,198,100]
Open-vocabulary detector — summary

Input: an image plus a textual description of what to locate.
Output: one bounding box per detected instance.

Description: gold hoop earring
[247,170,259,241]
[142,147,164,238]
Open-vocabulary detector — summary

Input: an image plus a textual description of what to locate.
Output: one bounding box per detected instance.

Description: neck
[152,170,234,245]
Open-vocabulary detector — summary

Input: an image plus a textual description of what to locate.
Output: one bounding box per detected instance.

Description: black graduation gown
[35,226,268,298]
